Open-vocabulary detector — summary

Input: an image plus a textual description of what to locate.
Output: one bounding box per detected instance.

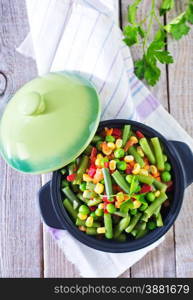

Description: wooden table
[0,0,193,278]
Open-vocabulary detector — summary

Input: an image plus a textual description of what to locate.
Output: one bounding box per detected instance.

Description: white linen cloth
[17,0,193,277]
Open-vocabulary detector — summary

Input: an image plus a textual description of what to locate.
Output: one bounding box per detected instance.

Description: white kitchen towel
[17,0,193,277]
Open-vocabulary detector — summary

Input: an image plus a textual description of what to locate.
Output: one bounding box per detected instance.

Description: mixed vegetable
[60,125,173,241]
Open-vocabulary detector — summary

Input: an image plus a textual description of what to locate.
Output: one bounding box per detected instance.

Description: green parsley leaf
[134,59,145,80]
[186,3,193,24]
[123,25,139,46]
[128,0,142,24]
[170,19,190,40]
[144,62,161,86]
[160,0,174,16]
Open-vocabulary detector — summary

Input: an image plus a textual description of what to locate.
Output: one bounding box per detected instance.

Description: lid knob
[19,92,45,116]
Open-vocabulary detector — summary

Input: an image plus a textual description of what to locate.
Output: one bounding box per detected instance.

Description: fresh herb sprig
[123,0,193,86]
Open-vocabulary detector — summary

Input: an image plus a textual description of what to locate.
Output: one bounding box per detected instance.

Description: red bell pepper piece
[88,167,96,178]
[166,181,173,192]
[140,184,152,194]
[66,173,76,182]
[136,130,144,139]
[90,206,97,211]
[104,162,109,168]
[125,166,132,174]
[90,147,97,163]
[112,128,122,137]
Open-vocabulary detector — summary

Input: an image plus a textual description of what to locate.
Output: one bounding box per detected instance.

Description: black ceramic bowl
[39,120,193,253]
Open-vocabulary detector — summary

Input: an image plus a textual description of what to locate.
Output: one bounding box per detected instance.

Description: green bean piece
[128,146,145,167]
[63,198,77,221]
[62,186,80,209]
[74,155,89,184]
[112,170,130,193]
[136,228,148,239]
[60,168,66,175]
[143,192,167,218]
[136,174,154,185]
[113,211,128,218]
[92,135,103,144]
[139,138,156,164]
[116,233,127,242]
[125,213,142,233]
[153,205,161,217]
[104,213,113,239]
[71,184,79,193]
[68,162,76,175]
[135,221,147,231]
[77,193,89,204]
[114,216,131,239]
[86,227,97,235]
[61,179,69,188]
[92,222,101,228]
[151,137,165,171]
[76,218,85,226]
[122,125,131,147]
[153,179,167,192]
[156,212,163,227]
[102,168,114,201]
[96,141,103,151]
[131,229,138,237]
[87,198,102,207]
[141,213,149,222]
[84,144,93,155]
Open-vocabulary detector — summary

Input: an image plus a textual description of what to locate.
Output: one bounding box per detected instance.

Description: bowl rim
[51,119,185,253]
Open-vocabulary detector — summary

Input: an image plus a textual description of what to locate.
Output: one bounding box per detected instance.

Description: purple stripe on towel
[136,94,160,120]
[114,86,130,117]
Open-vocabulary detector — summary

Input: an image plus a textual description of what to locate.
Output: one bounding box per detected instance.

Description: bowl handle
[38,181,64,229]
[169,141,193,188]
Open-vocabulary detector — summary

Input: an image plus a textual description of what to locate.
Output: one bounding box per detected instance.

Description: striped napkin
[17,0,193,277]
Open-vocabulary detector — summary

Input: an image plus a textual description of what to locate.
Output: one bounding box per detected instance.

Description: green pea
[114,148,125,159]
[106,203,116,214]
[117,161,127,171]
[126,174,133,183]
[95,208,104,217]
[105,135,115,143]
[79,205,90,215]
[100,179,105,184]
[79,182,87,192]
[147,221,156,230]
[163,155,168,162]
[146,192,155,202]
[101,157,109,167]
[90,212,97,219]
[130,209,137,215]
[161,171,171,182]
[139,202,148,211]
[164,162,171,172]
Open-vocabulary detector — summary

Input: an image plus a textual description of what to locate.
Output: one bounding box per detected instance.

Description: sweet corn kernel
[133,200,141,209]
[83,174,92,182]
[95,158,102,168]
[97,227,106,234]
[109,160,116,171]
[124,155,134,163]
[116,192,124,202]
[107,142,116,150]
[97,154,103,160]
[115,201,121,208]
[98,203,105,209]
[130,136,138,143]
[132,163,141,175]
[149,165,158,175]
[102,143,112,155]
[78,213,88,220]
[79,226,86,232]
[154,190,161,197]
[137,146,144,157]
[85,216,94,227]
[94,183,104,194]
[139,169,149,176]
[115,139,123,148]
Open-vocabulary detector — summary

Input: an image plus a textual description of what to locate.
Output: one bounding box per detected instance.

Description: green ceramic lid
[0,72,101,174]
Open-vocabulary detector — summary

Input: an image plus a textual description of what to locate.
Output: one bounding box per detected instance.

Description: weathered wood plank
[167,1,193,278]
[0,0,42,277]
[121,0,176,278]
